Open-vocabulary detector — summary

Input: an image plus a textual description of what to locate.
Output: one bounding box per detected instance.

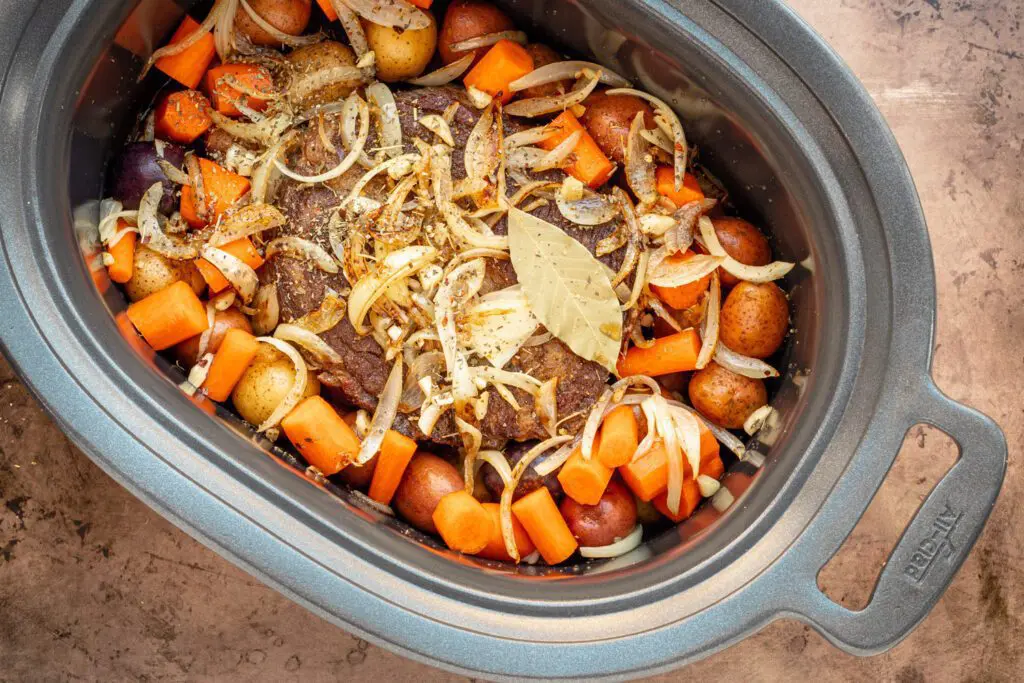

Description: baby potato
[235,0,312,46]
[231,344,320,428]
[713,217,772,288]
[559,480,637,548]
[393,453,463,534]
[173,307,253,368]
[520,44,570,99]
[688,362,767,430]
[719,281,789,359]
[286,41,358,109]
[363,10,438,83]
[438,0,514,65]
[123,246,204,302]
[579,90,656,164]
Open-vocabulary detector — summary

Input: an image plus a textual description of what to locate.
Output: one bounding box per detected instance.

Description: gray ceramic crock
[0,0,1007,679]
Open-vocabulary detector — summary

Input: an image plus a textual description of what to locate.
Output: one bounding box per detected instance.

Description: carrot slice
[281,396,361,475]
[616,328,702,378]
[195,237,264,293]
[596,405,640,468]
[126,280,209,350]
[540,110,616,189]
[557,436,614,506]
[512,487,578,564]
[155,16,217,89]
[433,490,493,554]
[656,167,704,207]
[463,39,534,104]
[202,328,260,402]
[368,430,418,504]
[618,424,719,502]
[205,63,275,117]
[316,0,338,21]
[154,90,213,144]
[105,223,136,284]
[180,158,252,228]
[650,250,712,311]
[477,502,535,561]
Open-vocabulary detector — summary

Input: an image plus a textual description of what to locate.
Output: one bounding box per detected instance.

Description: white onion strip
[510,60,630,92]
[273,324,344,365]
[407,54,474,86]
[669,399,746,458]
[579,524,643,559]
[340,0,431,30]
[274,97,369,183]
[251,284,280,335]
[366,83,402,160]
[449,30,527,52]
[580,375,660,460]
[476,450,513,486]
[199,245,258,304]
[714,343,779,379]
[265,236,340,273]
[504,70,602,118]
[253,337,308,432]
[418,114,455,146]
[695,271,720,370]
[356,356,403,465]
[624,111,657,204]
[698,216,795,282]
[606,88,687,193]
[648,254,723,287]
[209,203,287,246]
[500,436,572,562]
[532,437,580,477]
[532,130,581,172]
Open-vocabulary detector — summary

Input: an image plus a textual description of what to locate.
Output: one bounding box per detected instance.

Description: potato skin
[235,0,312,46]
[286,41,357,109]
[579,90,656,164]
[231,345,320,428]
[438,0,514,65]
[559,480,637,548]
[688,362,767,429]
[338,455,378,489]
[719,281,789,359]
[519,44,569,99]
[363,11,438,83]
[123,246,205,302]
[173,307,253,367]
[393,453,463,534]
[713,217,772,287]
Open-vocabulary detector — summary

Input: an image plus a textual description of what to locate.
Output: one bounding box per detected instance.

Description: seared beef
[480,440,564,502]
[262,86,622,446]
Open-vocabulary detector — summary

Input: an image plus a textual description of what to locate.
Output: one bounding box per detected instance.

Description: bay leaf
[507,206,622,373]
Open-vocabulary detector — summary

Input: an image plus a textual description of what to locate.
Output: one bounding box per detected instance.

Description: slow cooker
[0,0,1007,678]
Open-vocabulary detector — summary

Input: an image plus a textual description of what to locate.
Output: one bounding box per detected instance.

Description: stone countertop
[1,0,1021,680]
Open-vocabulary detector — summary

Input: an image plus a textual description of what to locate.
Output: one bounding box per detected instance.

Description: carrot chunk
[316,0,338,21]
[105,222,136,284]
[205,63,275,117]
[618,424,719,502]
[195,237,264,293]
[126,280,209,350]
[656,167,705,207]
[463,39,534,104]
[281,396,361,475]
[558,436,614,506]
[616,328,702,378]
[180,158,252,228]
[652,479,702,522]
[202,328,260,402]
[477,503,535,562]
[155,16,217,89]
[539,110,616,189]
[154,90,213,144]
[368,430,418,505]
[512,487,578,564]
[596,405,639,468]
[650,249,713,311]
[433,490,493,554]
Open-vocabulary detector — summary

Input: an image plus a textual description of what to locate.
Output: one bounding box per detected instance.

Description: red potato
[559,479,638,548]
[688,362,767,430]
[719,281,789,359]
[519,44,570,99]
[363,10,438,82]
[235,0,312,46]
[392,453,463,534]
[579,90,656,164]
[438,0,515,65]
[713,217,773,287]
[172,307,253,367]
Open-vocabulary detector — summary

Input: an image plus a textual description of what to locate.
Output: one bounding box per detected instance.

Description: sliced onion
[250,134,290,204]
[510,60,630,93]
[471,365,542,394]
[532,130,581,172]
[714,343,779,379]
[240,0,322,46]
[212,290,236,311]
[355,356,403,465]
[606,88,687,193]
[620,248,649,313]
[431,153,509,249]
[196,303,218,360]
[213,0,239,61]
[265,236,340,273]
[648,253,723,287]
[532,437,580,477]
[328,0,372,68]
[200,245,258,303]
[647,296,682,333]
[273,323,343,366]
[555,186,617,226]
[464,103,500,186]
[697,474,721,498]
[418,114,454,146]
[668,399,747,458]
[366,83,403,159]
[289,65,365,110]
[454,415,483,492]
[609,187,641,288]
[698,216,795,282]
[640,126,674,155]
[434,260,486,406]
[476,450,512,486]
[466,85,493,109]
[449,30,527,53]
[579,524,643,559]
[407,53,473,86]
[209,203,287,246]
[138,182,198,260]
[504,69,601,118]
[340,153,420,208]
[580,375,660,460]
[651,396,684,515]
[276,98,369,183]
[505,125,557,150]
[210,110,292,145]
[253,337,308,432]
[399,351,444,412]
[349,246,437,333]
[743,404,775,436]
[624,111,657,204]
[695,271,720,370]
[535,377,559,437]
[250,284,280,335]
[670,403,703,481]
[500,435,572,561]
[339,0,430,30]
[292,290,348,334]
[139,0,224,78]
[181,352,215,397]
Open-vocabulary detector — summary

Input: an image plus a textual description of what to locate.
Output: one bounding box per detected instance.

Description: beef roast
[262,86,622,446]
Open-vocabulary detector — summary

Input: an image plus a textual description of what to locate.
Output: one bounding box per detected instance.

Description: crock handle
[796,379,1006,653]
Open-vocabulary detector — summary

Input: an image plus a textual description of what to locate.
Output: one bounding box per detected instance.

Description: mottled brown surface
[1,1,1022,680]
